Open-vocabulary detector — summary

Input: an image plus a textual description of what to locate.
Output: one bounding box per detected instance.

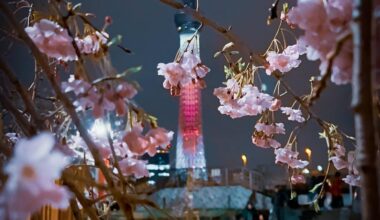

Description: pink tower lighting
[174,7,206,170]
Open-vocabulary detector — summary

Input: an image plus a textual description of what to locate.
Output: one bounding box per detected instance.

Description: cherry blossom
[291,174,306,184]
[118,157,149,179]
[343,174,361,187]
[106,82,137,116]
[25,19,77,61]
[252,123,285,148]
[157,51,210,90]
[329,156,348,170]
[75,31,108,54]
[158,62,190,89]
[123,126,174,157]
[255,123,285,136]
[214,81,278,119]
[270,98,282,111]
[146,127,174,156]
[181,51,211,79]
[62,76,137,118]
[61,75,91,95]
[274,147,309,169]
[265,43,306,75]
[123,127,150,156]
[0,133,70,219]
[333,144,346,157]
[280,107,305,123]
[286,0,353,84]
[252,136,281,149]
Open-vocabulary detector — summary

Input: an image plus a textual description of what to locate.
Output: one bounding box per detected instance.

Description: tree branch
[0,2,134,218]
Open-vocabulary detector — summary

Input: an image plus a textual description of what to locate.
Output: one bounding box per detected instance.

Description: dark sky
[3,0,355,182]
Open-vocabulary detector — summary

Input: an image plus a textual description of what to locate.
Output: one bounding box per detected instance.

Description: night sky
[3,0,354,183]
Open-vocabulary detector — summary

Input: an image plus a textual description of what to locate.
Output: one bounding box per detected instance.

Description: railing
[147,167,265,192]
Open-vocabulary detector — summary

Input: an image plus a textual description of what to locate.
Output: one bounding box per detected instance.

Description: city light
[317,165,323,172]
[302,168,310,174]
[305,147,312,161]
[241,154,247,167]
[90,119,112,139]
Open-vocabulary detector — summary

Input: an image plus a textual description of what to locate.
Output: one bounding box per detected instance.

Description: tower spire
[174,0,206,170]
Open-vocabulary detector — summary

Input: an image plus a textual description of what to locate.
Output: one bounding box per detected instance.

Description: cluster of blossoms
[67,122,173,179]
[329,144,360,186]
[291,174,306,185]
[274,146,309,169]
[0,133,70,219]
[252,122,285,148]
[25,19,108,61]
[213,79,281,119]
[280,107,305,123]
[157,51,210,91]
[62,75,137,118]
[285,0,353,84]
[265,43,306,75]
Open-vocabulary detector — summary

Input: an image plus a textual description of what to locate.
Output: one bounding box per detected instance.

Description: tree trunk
[373,0,380,204]
[352,0,380,219]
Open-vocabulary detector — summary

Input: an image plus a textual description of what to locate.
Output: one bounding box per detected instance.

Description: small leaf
[283,3,289,13]
[222,42,235,52]
[72,3,82,11]
[290,191,297,200]
[107,35,123,47]
[313,201,320,212]
[309,182,323,193]
[214,51,222,58]
[230,51,240,55]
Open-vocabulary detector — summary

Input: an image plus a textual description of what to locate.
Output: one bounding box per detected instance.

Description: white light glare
[317,165,323,172]
[90,119,112,139]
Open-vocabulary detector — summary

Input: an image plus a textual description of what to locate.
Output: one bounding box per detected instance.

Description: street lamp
[305,147,312,161]
[241,154,248,167]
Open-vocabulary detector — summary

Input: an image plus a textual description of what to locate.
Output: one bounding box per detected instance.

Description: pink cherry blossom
[25,19,77,61]
[61,75,91,95]
[252,136,281,149]
[265,43,306,75]
[123,126,174,157]
[255,123,285,136]
[123,127,150,156]
[291,174,306,184]
[281,107,305,123]
[181,51,210,78]
[146,128,174,156]
[92,93,115,118]
[106,82,137,116]
[118,158,149,179]
[157,62,190,89]
[343,174,361,187]
[75,31,108,54]
[157,51,210,90]
[333,144,346,157]
[265,51,301,75]
[214,81,278,119]
[0,133,70,219]
[274,147,309,169]
[270,98,282,111]
[330,156,348,170]
[288,159,309,169]
[347,151,359,175]
[286,0,353,84]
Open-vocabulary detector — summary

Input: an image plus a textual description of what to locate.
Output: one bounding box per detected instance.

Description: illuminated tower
[174,0,206,170]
